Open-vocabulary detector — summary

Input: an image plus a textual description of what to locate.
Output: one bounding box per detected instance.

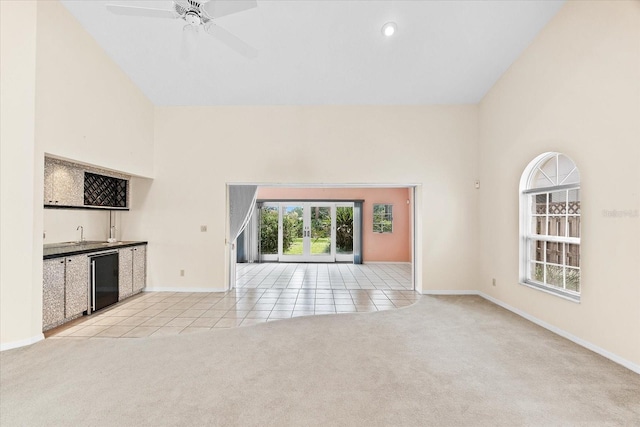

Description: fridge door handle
[91,260,96,312]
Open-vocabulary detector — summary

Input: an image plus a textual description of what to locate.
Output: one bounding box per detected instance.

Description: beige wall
[257,187,412,262]
[35,1,154,178]
[43,210,111,244]
[478,1,640,367]
[146,106,479,292]
[1,0,154,349]
[0,0,42,349]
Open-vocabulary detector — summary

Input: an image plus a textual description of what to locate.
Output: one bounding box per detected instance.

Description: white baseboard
[477,292,640,375]
[1,333,44,352]
[143,286,227,293]
[421,290,639,374]
[421,290,478,295]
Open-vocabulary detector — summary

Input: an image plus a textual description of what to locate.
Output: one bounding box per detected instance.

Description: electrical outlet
[180,270,185,277]
[200,225,207,232]
[492,278,496,286]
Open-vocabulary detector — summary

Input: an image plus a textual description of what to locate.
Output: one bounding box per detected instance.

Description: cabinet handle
[91,260,96,312]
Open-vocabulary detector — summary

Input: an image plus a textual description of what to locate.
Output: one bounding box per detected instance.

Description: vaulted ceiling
[61,0,565,105]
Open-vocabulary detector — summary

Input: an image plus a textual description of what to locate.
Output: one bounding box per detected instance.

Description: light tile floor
[236,262,414,290]
[46,263,419,340]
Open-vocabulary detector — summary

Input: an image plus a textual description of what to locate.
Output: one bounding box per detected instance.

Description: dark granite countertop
[43,241,147,259]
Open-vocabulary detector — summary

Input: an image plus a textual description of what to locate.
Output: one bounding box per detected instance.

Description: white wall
[146,106,479,292]
[0,0,43,349]
[478,1,640,367]
[43,210,111,244]
[1,0,155,348]
[35,1,154,178]
[119,177,155,242]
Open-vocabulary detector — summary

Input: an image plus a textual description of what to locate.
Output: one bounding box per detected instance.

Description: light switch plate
[200,225,207,232]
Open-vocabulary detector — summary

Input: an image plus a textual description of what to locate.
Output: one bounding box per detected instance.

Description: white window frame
[373,204,393,233]
[519,152,581,302]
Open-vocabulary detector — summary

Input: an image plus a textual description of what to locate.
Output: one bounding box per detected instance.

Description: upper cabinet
[84,172,128,208]
[44,157,130,210]
[44,159,84,206]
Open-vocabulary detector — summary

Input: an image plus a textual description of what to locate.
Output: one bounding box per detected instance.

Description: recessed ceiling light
[382,22,397,37]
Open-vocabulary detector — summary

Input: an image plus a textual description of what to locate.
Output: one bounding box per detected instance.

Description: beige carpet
[1,296,639,426]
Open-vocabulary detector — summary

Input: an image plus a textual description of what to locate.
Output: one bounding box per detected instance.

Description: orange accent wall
[257,187,412,263]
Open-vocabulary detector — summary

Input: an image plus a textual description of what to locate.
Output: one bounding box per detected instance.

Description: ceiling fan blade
[202,0,257,19]
[204,22,258,58]
[181,25,199,61]
[106,4,177,19]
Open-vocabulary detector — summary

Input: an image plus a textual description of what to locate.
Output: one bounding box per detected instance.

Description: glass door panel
[278,203,336,262]
[282,205,305,257]
[335,206,353,255]
[310,206,332,256]
[335,204,354,262]
[259,205,279,258]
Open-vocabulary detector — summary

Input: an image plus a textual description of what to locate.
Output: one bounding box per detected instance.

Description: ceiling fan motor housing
[184,11,201,25]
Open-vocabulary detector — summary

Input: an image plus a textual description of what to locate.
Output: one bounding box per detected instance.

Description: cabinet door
[118,248,133,300]
[65,255,89,318]
[43,258,65,330]
[132,245,146,293]
[43,161,55,205]
[53,164,84,206]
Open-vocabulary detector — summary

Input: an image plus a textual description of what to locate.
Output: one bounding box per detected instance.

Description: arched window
[520,153,581,301]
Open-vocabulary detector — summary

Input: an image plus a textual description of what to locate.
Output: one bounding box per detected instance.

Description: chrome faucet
[110,226,116,240]
[77,225,84,242]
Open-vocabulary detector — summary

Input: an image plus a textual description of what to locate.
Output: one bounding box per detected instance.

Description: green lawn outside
[284,238,331,255]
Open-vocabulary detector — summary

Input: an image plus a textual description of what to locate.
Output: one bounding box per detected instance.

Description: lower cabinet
[65,254,89,318]
[43,244,146,331]
[118,248,133,300]
[132,245,146,293]
[42,254,89,331]
[43,259,65,330]
[119,244,146,300]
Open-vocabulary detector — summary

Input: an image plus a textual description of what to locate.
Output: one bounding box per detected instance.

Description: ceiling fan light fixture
[382,22,397,37]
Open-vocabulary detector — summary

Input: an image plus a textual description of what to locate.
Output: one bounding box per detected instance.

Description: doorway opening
[227,184,422,293]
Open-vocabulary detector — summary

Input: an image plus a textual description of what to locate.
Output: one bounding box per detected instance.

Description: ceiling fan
[106,0,258,58]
